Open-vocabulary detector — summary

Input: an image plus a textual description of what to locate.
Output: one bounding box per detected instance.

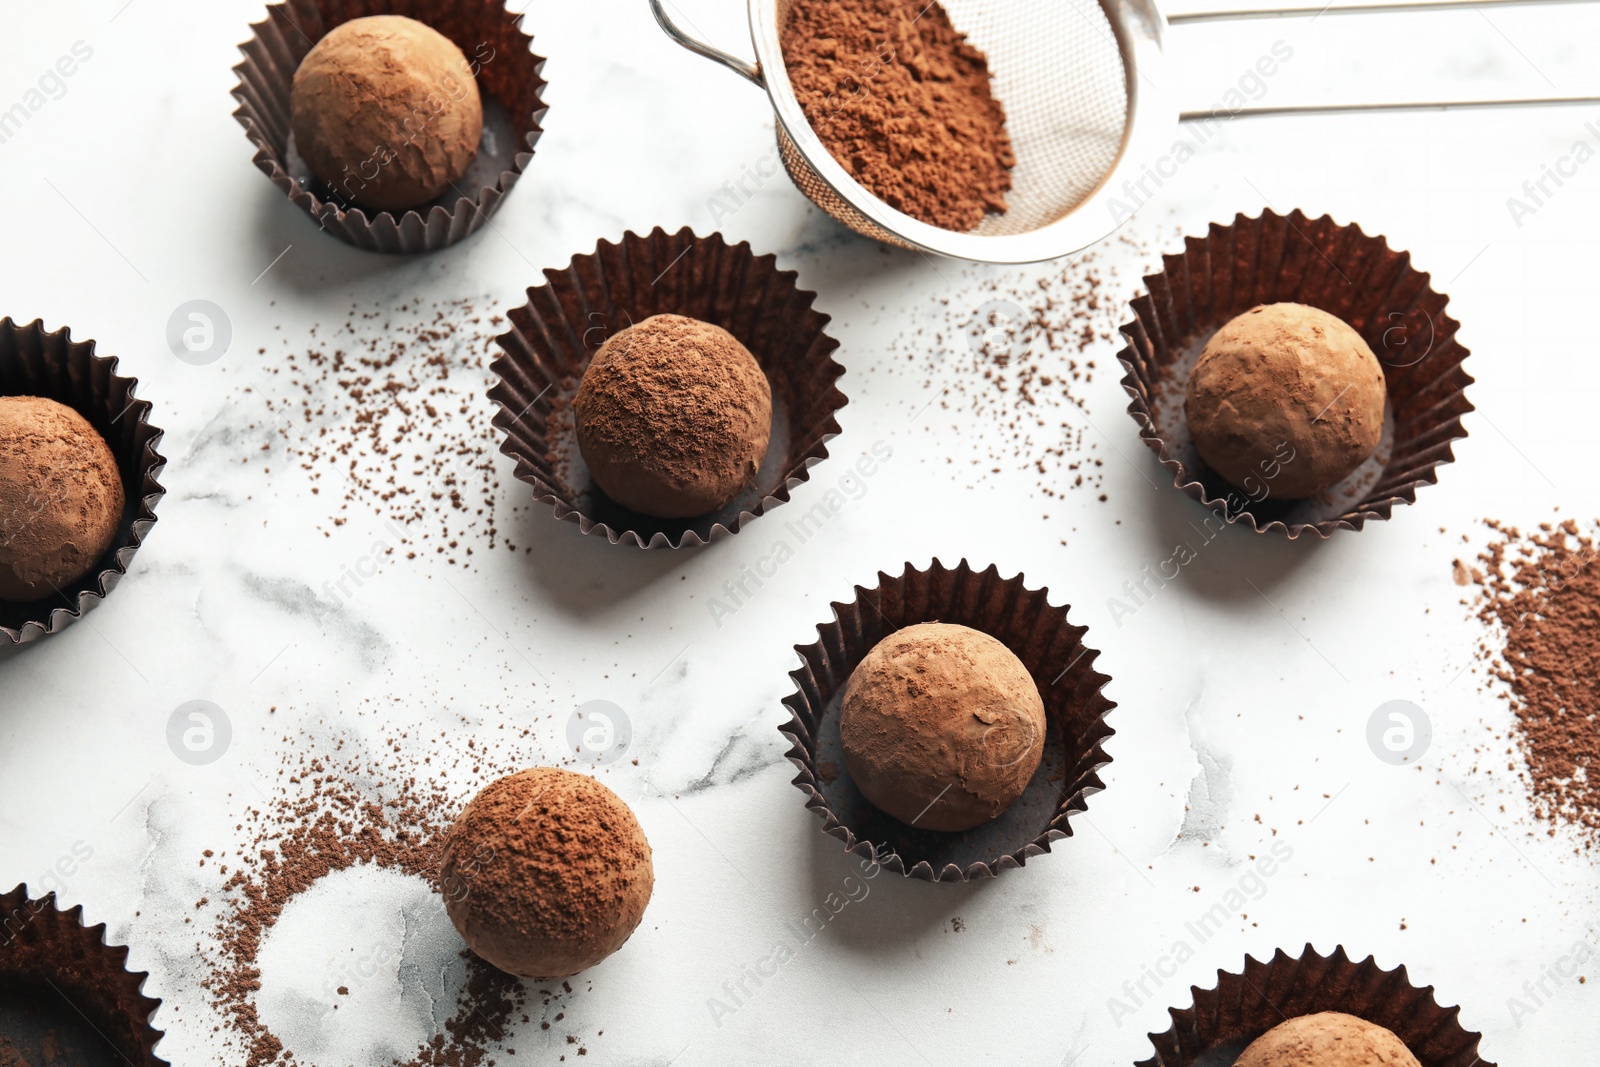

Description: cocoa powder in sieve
[781,0,1015,232]
[1464,517,1600,848]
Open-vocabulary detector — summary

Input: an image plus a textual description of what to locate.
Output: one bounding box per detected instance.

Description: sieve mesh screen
[773,0,1131,243]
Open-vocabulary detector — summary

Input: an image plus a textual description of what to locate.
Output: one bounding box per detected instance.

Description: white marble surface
[3,0,1600,1064]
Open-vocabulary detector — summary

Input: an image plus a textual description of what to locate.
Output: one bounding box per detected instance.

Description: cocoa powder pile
[194,720,606,1067]
[241,298,520,566]
[781,0,1015,231]
[1463,517,1600,848]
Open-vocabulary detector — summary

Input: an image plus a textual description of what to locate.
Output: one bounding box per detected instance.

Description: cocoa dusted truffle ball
[0,396,124,602]
[440,768,653,979]
[1185,303,1386,499]
[574,314,773,519]
[1235,1012,1421,1067]
[291,15,483,213]
[839,622,1046,832]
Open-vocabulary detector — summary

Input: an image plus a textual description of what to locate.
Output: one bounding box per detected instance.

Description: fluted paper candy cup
[489,227,847,549]
[779,559,1115,882]
[1118,209,1473,538]
[1,319,165,645]
[232,0,548,254]
[0,884,167,1065]
[1139,944,1495,1067]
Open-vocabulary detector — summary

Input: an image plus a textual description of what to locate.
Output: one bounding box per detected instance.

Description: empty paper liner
[779,559,1115,882]
[1,318,165,645]
[1117,209,1473,538]
[232,0,547,254]
[1139,944,1495,1067]
[0,885,167,1066]
[489,227,847,548]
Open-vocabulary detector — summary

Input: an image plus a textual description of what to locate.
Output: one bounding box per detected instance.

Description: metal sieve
[651,0,1600,263]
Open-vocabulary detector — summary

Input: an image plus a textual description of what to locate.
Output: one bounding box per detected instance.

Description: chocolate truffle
[440,768,653,979]
[1185,303,1386,499]
[291,15,483,213]
[0,396,124,602]
[574,314,773,519]
[1235,1012,1421,1067]
[839,622,1046,832]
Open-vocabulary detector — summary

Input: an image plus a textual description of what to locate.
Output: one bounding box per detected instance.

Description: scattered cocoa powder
[0,1037,29,1067]
[241,298,520,566]
[871,240,1147,512]
[195,719,606,1067]
[1464,516,1600,848]
[782,0,1015,232]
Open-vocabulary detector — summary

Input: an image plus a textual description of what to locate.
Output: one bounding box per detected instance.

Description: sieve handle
[1183,93,1600,120]
[1169,0,1592,21]
[649,0,765,86]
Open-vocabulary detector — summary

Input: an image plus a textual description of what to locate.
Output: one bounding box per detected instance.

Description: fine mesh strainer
[651,0,1600,263]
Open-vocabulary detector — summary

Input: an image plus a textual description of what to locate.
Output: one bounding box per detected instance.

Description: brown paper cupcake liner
[778,559,1115,882]
[1139,944,1495,1067]
[1118,209,1473,539]
[232,0,548,254]
[489,227,847,548]
[0,885,167,1066]
[1,319,165,646]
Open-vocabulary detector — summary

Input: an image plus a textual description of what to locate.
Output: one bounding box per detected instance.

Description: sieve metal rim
[654,0,1182,263]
